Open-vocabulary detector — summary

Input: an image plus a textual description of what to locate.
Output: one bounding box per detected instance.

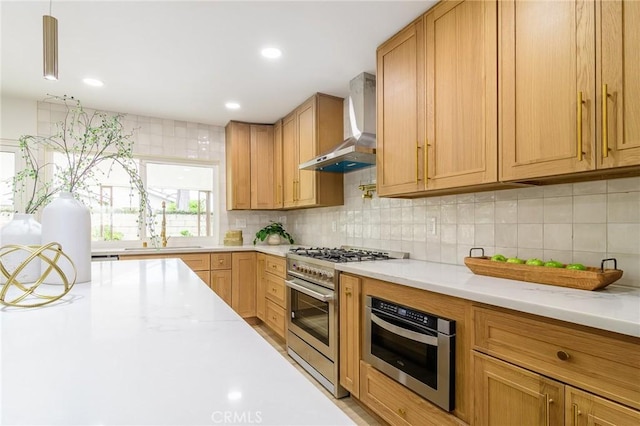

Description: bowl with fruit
[465,248,623,291]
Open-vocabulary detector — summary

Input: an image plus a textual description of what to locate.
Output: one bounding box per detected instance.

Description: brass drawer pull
[397,407,406,416]
[557,350,570,361]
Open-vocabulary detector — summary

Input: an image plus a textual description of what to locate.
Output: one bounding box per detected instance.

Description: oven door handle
[285,278,334,302]
[371,312,438,346]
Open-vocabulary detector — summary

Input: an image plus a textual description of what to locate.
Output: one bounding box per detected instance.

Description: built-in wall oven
[285,247,409,399]
[364,296,456,412]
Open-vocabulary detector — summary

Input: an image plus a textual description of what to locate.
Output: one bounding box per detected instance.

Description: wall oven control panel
[371,298,455,335]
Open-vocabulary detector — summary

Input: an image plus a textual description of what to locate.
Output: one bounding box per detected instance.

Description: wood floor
[252,323,385,426]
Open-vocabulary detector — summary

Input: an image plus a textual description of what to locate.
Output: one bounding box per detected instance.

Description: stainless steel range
[285,246,409,398]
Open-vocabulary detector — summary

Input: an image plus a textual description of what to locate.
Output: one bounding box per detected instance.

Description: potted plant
[13,96,157,242]
[253,221,294,245]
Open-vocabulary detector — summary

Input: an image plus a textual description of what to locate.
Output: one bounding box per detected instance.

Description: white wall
[0,96,37,140]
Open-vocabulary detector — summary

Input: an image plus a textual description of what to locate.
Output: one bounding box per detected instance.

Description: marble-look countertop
[93,244,295,258]
[0,259,353,426]
[336,259,640,338]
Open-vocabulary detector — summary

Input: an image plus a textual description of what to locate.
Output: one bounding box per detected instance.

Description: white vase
[41,192,91,284]
[267,234,281,245]
[0,213,42,284]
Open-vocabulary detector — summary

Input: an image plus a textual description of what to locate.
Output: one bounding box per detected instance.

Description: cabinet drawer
[473,306,640,410]
[359,362,461,426]
[176,253,210,271]
[265,299,286,339]
[265,256,286,278]
[211,253,232,270]
[264,272,286,308]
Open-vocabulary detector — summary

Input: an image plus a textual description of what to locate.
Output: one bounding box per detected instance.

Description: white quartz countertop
[93,244,295,258]
[336,259,640,338]
[0,259,353,426]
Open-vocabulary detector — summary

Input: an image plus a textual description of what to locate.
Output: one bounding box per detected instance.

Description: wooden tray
[464,249,623,291]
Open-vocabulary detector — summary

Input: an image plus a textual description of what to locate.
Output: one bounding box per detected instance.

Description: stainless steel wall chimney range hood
[300,72,376,173]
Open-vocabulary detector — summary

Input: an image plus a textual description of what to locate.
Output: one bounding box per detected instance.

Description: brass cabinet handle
[424,138,429,183]
[602,84,609,159]
[397,407,406,416]
[577,92,585,161]
[572,403,581,425]
[345,290,352,297]
[557,350,570,361]
[416,142,422,182]
[545,396,554,426]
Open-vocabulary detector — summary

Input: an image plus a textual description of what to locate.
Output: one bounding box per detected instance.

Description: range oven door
[364,297,455,412]
[285,277,336,361]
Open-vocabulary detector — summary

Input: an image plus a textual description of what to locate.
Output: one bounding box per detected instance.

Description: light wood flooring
[252,323,384,426]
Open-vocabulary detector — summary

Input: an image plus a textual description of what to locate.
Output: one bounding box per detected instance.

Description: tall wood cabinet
[282,93,344,208]
[425,0,497,190]
[226,121,278,210]
[376,18,426,197]
[499,0,640,181]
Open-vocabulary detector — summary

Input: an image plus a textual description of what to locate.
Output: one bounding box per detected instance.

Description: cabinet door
[211,270,232,306]
[256,254,266,321]
[474,352,564,426]
[599,0,640,168]
[231,252,256,318]
[282,113,297,208]
[499,0,595,181]
[273,120,284,208]
[339,274,361,398]
[250,124,275,209]
[225,122,252,210]
[376,19,426,196]
[426,0,497,190]
[566,386,640,426]
[296,98,317,207]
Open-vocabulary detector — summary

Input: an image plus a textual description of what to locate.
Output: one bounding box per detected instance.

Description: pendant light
[43,0,58,80]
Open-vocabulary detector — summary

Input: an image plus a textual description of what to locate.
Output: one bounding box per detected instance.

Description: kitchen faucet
[160,201,168,247]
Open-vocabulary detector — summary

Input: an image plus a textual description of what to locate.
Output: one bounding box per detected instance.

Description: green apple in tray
[464,248,623,290]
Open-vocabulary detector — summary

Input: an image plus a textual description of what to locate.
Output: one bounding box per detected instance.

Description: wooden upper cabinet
[426,0,497,190]
[296,97,317,206]
[377,18,426,196]
[273,120,284,208]
[598,0,640,169]
[282,113,297,208]
[281,93,344,209]
[499,0,596,181]
[250,124,275,209]
[225,121,252,210]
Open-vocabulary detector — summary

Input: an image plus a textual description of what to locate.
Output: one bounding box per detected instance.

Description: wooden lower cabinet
[566,386,640,426]
[473,352,564,426]
[360,362,463,426]
[211,270,232,306]
[231,252,256,318]
[256,254,266,321]
[339,274,361,398]
[257,254,287,339]
[120,252,211,287]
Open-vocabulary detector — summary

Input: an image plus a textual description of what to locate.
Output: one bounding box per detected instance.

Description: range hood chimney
[299,72,376,173]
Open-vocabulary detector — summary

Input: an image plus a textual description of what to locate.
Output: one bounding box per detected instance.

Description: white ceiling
[1,1,435,126]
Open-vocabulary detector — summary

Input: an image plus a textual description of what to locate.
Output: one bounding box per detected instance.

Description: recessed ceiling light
[83,77,104,87]
[225,102,241,110]
[261,47,282,59]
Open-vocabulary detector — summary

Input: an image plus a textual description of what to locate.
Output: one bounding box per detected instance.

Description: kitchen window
[51,153,218,243]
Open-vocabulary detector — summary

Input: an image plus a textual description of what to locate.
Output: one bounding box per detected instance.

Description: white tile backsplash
[35,102,640,288]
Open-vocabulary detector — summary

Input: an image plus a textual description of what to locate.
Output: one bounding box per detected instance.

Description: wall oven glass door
[285,277,336,360]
